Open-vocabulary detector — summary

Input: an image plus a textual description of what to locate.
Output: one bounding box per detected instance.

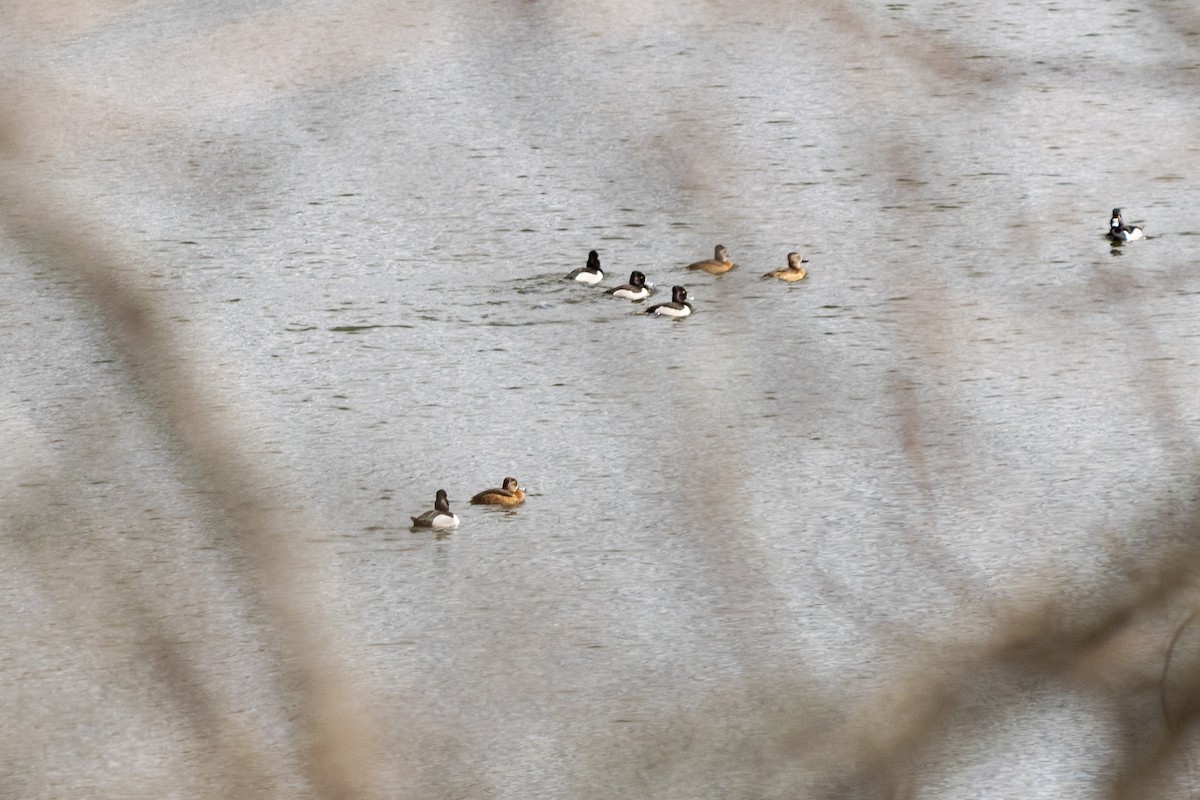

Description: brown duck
[469,476,525,507]
[685,244,736,275]
[761,252,808,282]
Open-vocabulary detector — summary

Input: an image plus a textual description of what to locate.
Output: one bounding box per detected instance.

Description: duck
[761,252,809,282]
[686,244,736,274]
[1107,208,1145,242]
[469,476,525,507]
[410,489,460,529]
[645,285,693,318]
[565,250,604,284]
[605,270,652,301]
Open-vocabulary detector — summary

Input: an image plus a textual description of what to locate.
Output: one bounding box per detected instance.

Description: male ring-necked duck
[1108,208,1145,242]
[686,244,736,274]
[411,489,460,529]
[469,476,525,507]
[761,252,809,282]
[565,250,604,284]
[646,285,693,318]
[605,270,652,301]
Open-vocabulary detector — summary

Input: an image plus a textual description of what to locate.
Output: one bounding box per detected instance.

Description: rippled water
[3,1,1200,797]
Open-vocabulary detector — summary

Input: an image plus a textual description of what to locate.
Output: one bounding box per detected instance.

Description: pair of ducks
[410,477,525,530]
[566,251,663,302]
[565,246,810,319]
[682,244,810,283]
[1107,208,1145,243]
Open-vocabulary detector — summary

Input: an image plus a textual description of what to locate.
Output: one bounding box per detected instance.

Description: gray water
[4,1,1200,797]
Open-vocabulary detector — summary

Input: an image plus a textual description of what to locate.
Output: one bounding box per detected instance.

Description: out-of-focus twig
[0,110,384,800]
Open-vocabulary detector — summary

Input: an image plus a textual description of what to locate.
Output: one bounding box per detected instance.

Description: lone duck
[469,476,525,507]
[761,252,809,282]
[565,250,604,284]
[605,270,652,301]
[645,285,693,318]
[410,489,460,530]
[1107,208,1145,242]
[686,244,736,274]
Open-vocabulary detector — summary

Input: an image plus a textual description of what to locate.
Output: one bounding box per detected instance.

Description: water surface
[3,1,1200,797]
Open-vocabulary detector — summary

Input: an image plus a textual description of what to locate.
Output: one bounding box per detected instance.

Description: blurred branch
[0,105,383,799]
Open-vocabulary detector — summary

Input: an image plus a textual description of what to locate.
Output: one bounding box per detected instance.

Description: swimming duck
[1108,208,1145,242]
[645,285,693,318]
[565,250,604,284]
[761,252,809,282]
[686,244,736,274]
[410,489,460,529]
[605,270,652,301]
[469,476,525,507]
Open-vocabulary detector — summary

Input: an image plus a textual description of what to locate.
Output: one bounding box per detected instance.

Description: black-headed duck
[645,285,692,318]
[565,250,604,284]
[1107,208,1145,242]
[605,270,651,301]
[411,489,460,529]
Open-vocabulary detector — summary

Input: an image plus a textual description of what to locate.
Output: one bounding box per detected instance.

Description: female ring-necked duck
[761,252,809,282]
[1107,208,1145,242]
[565,250,604,284]
[469,476,525,507]
[605,270,652,301]
[646,285,693,318]
[411,489,460,529]
[686,244,736,274]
